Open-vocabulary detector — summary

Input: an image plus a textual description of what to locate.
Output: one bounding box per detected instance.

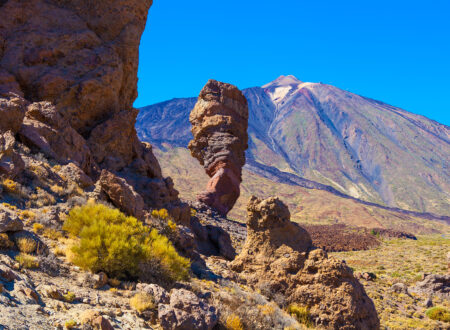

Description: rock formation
[188,80,248,216]
[231,196,380,329]
[0,0,189,222]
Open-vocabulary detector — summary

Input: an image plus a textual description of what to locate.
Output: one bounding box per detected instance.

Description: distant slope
[154,146,448,234]
[137,75,450,216]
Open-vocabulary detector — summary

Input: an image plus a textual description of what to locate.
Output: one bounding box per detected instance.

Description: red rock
[188,80,249,216]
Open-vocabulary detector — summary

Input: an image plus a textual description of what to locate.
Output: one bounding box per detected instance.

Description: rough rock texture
[411,274,449,299]
[158,288,218,330]
[188,80,248,216]
[0,0,189,221]
[98,169,145,219]
[0,210,23,232]
[230,196,380,330]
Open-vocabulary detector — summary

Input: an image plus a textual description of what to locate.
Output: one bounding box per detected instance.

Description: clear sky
[136,0,450,125]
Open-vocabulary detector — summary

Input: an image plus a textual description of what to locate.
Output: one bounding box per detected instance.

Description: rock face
[0,0,188,221]
[188,80,248,216]
[158,288,218,330]
[411,274,449,299]
[230,196,379,330]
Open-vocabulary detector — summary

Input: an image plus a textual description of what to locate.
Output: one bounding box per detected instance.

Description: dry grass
[15,237,37,254]
[15,253,39,269]
[331,235,450,329]
[129,293,155,313]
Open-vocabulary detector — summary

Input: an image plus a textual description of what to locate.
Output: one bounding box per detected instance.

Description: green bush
[425,306,450,322]
[63,201,190,282]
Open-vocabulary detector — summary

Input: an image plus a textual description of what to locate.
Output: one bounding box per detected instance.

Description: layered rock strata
[188,80,248,216]
[0,0,188,222]
[230,196,380,329]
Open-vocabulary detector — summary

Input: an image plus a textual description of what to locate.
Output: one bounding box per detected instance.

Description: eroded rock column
[188,80,248,216]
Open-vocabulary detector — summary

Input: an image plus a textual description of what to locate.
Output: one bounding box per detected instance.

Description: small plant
[50,184,64,195]
[2,179,18,193]
[16,237,37,254]
[63,291,76,303]
[226,314,244,330]
[33,223,44,234]
[15,253,39,269]
[54,246,66,257]
[425,306,450,322]
[43,228,63,240]
[64,320,77,329]
[0,233,14,249]
[168,219,177,232]
[151,208,169,220]
[190,208,197,217]
[63,201,190,281]
[130,292,154,313]
[20,210,36,222]
[287,304,312,327]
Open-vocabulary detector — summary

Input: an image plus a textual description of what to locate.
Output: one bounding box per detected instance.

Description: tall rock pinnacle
[188,80,249,216]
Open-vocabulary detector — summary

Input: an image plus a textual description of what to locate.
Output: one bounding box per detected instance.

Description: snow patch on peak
[262,75,302,89]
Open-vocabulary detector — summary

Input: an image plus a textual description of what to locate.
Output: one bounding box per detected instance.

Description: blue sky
[136,0,450,125]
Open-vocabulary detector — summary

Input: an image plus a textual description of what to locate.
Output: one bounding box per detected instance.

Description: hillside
[137,75,450,216]
[154,146,449,234]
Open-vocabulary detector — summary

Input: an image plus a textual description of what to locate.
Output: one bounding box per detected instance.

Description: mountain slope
[137,75,450,216]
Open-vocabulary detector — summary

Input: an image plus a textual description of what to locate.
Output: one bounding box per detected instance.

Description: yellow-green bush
[15,253,39,269]
[226,314,244,330]
[425,306,450,322]
[130,292,155,312]
[63,201,190,282]
[287,304,312,327]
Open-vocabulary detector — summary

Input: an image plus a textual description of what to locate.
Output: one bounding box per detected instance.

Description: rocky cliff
[0,0,188,221]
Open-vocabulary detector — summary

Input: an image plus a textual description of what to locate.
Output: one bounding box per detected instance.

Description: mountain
[137,75,450,217]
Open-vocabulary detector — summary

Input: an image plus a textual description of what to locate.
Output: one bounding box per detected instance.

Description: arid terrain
[0,0,448,330]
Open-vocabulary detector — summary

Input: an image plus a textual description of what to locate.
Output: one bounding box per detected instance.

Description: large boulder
[158,288,218,330]
[188,80,248,216]
[411,274,449,299]
[98,170,145,219]
[230,196,379,330]
[0,211,23,233]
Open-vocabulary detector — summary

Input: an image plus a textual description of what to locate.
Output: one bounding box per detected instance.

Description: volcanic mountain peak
[262,74,303,88]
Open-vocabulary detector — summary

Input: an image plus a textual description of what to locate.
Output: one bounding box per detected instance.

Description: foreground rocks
[188,80,249,216]
[0,0,189,222]
[231,196,380,329]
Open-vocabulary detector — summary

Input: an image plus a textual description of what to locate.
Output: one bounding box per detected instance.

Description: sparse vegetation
[63,201,190,281]
[130,292,155,312]
[63,291,76,303]
[15,253,39,269]
[425,307,450,322]
[32,223,44,234]
[64,320,77,329]
[287,304,311,327]
[0,233,14,249]
[15,236,37,254]
[225,313,243,330]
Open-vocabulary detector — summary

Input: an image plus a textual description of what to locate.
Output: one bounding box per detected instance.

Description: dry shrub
[16,236,37,253]
[63,201,190,282]
[426,306,450,322]
[15,253,39,269]
[0,233,14,249]
[287,304,312,327]
[226,314,243,330]
[130,292,155,312]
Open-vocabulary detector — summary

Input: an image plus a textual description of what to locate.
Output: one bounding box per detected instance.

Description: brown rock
[188,80,248,216]
[98,170,145,219]
[230,196,379,330]
[0,0,187,220]
[19,101,97,176]
[92,316,114,330]
[81,309,101,325]
[58,162,94,188]
[158,288,218,330]
[0,211,23,233]
[0,130,24,178]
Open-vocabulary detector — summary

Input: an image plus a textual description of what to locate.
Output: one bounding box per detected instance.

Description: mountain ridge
[137,76,450,216]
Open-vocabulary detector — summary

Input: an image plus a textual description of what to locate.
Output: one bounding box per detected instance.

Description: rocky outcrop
[411,274,449,299]
[0,0,189,221]
[230,196,379,330]
[158,288,218,330]
[188,80,248,216]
